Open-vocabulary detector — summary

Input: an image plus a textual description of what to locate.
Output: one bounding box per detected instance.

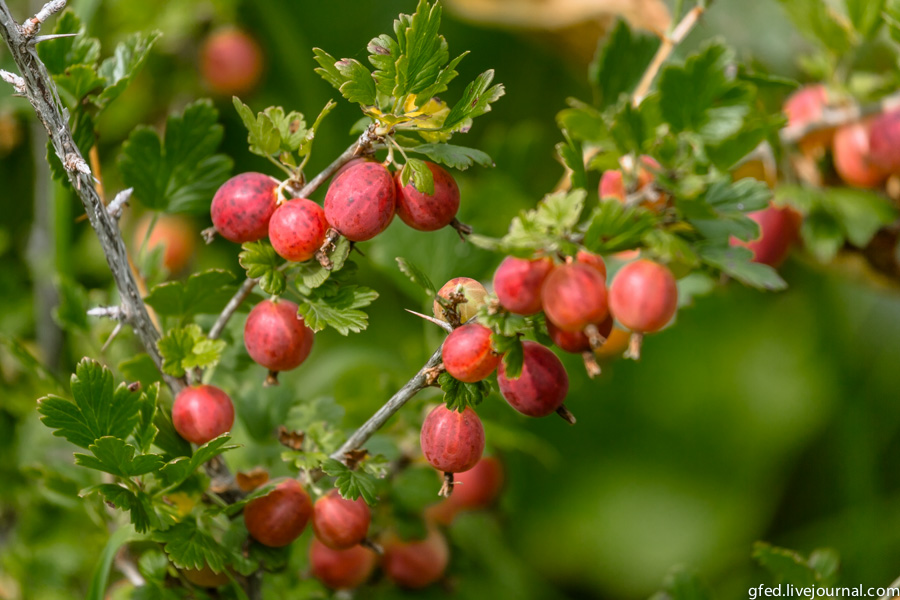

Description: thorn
[405,309,453,333]
[556,404,577,425]
[29,32,77,44]
[88,305,126,320]
[101,323,123,352]
[107,188,133,220]
[201,227,217,244]
[21,0,67,38]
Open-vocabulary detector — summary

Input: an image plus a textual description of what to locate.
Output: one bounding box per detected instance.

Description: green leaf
[157,324,226,377]
[298,100,337,158]
[775,0,853,53]
[38,359,142,449]
[118,99,233,213]
[438,372,491,411]
[643,229,700,269]
[335,59,377,105]
[152,409,192,458]
[313,48,345,90]
[144,269,237,319]
[887,0,900,43]
[442,70,505,132]
[52,276,89,331]
[819,188,897,247]
[845,0,884,37]
[752,541,818,587]
[37,11,100,75]
[296,278,379,335]
[239,241,286,296]
[491,334,524,379]
[808,548,840,586]
[400,157,434,195]
[658,42,754,144]
[396,257,436,296]
[322,459,379,505]
[81,484,158,533]
[801,209,844,262]
[74,436,165,478]
[407,143,493,170]
[157,435,238,490]
[555,133,588,193]
[118,354,162,388]
[93,31,161,110]
[55,64,105,102]
[582,201,657,253]
[232,98,314,157]
[154,519,228,572]
[86,527,137,600]
[590,20,660,108]
[133,383,159,454]
[294,237,351,289]
[391,466,441,513]
[698,245,787,291]
[681,178,772,242]
[285,396,345,433]
[557,99,610,143]
[649,566,712,600]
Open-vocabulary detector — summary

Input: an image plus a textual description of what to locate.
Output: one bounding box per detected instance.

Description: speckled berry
[497,341,568,418]
[268,199,328,262]
[172,385,235,445]
[312,489,371,550]
[395,162,460,231]
[210,173,278,243]
[441,323,501,383]
[541,263,608,332]
[324,162,396,242]
[420,405,485,473]
[433,277,488,323]
[492,256,554,315]
[244,299,314,373]
[244,478,312,547]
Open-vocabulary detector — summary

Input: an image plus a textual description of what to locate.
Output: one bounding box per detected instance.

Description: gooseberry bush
[3,0,900,598]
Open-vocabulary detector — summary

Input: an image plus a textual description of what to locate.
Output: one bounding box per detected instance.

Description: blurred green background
[2,0,900,598]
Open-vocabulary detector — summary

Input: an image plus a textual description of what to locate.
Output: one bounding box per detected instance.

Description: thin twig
[329,342,445,464]
[632,3,709,107]
[208,276,258,340]
[0,1,185,392]
[20,0,65,39]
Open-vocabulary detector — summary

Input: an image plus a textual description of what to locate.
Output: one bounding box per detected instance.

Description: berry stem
[360,537,384,555]
[450,217,473,240]
[438,472,455,498]
[625,332,644,361]
[581,352,602,379]
[264,370,280,387]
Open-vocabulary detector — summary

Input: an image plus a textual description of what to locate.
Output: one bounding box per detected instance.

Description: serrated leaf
[134,383,160,454]
[53,276,89,331]
[75,436,164,478]
[294,237,351,289]
[297,279,378,335]
[38,359,142,449]
[438,372,491,411]
[37,11,100,75]
[557,99,611,143]
[491,334,523,379]
[582,201,656,253]
[819,188,897,247]
[239,241,286,296]
[334,59,377,105]
[698,245,787,291]
[118,354,162,388]
[118,100,233,213]
[681,179,771,242]
[775,0,853,53]
[313,48,345,90]
[322,459,378,505]
[643,229,700,269]
[93,31,160,110]
[285,396,346,434]
[752,541,818,587]
[55,64,105,102]
[590,20,661,108]
[801,210,844,262]
[887,0,900,43]
[81,484,157,533]
[298,100,337,158]
[556,133,587,191]
[442,70,505,132]
[846,0,884,37]
[233,98,312,157]
[157,324,226,377]
[144,269,237,319]
[396,257,436,295]
[152,409,192,458]
[401,157,434,195]
[407,143,493,170]
[154,520,228,572]
[157,435,237,490]
[658,42,754,144]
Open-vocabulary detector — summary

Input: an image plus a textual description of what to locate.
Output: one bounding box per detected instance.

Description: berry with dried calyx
[268,198,328,262]
[395,162,460,231]
[324,162,396,242]
[433,277,487,324]
[210,172,278,243]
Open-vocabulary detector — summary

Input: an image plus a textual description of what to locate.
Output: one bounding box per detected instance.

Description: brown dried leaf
[236,467,270,492]
[277,425,305,451]
[343,449,369,470]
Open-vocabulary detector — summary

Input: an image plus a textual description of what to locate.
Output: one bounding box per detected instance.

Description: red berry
[832,122,887,188]
[541,263,608,332]
[868,110,900,174]
[244,478,312,547]
[784,84,833,153]
[382,528,449,589]
[426,457,504,525]
[210,173,278,243]
[244,299,314,373]
[497,341,568,418]
[324,162,396,241]
[420,405,485,473]
[172,385,234,445]
[133,214,196,274]
[599,155,666,211]
[433,277,488,323]
[200,28,263,95]
[268,199,328,262]
[608,259,677,333]
[575,249,607,279]
[547,315,613,354]
[333,156,376,181]
[394,162,460,231]
[492,256,554,315]
[312,489,371,550]
[729,203,800,267]
[441,323,501,383]
[309,539,376,590]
